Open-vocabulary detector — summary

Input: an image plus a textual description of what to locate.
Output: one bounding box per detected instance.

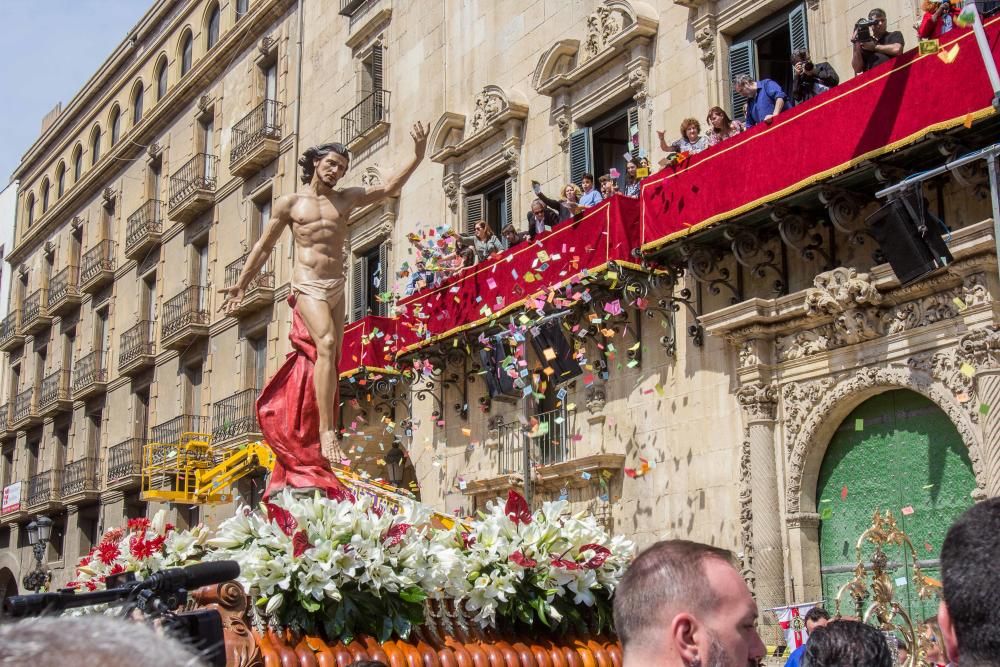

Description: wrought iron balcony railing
[107,437,146,485]
[0,310,22,350]
[339,0,369,16]
[161,286,210,346]
[119,320,156,373]
[73,350,108,398]
[494,406,571,475]
[168,153,218,210]
[0,404,8,435]
[80,239,115,291]
[22,289,50,333]
[230,99,284,165]
[125,199,164,259]
[62,456,100,498]
[222,253,275,315]
[151,414,210,445]
[212,388,260,445]
[341,90,390,146]
[12,387,37,426]
[38,369,71,414]
[48,265,81,314]
[26,469,61,508]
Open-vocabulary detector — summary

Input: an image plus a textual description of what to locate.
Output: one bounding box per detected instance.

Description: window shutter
[788,3,809,56]
[568,127,593,188]
[372,44,384,94]
[728,40,756,122]
[351,255,367,322]
[464,193,485,234]
[376,240,390,316]
[626,106,641,155]
[502,178,514,230]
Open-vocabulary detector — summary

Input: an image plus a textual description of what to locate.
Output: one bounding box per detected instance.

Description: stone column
[958,327,1000,497]
[736,381,785,644]
[100,490,125,535]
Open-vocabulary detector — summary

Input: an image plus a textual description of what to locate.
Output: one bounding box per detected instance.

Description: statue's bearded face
[314,151,349,187]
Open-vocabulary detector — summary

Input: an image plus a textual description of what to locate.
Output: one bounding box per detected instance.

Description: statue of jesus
[220,122,427,476]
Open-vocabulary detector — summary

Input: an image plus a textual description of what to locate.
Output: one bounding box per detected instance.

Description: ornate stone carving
[957,325,1000,367]
[469,88,507,134]
[360,166,383,187]
[627,68,648,106]
[197,94,215,115]
[555,113,572,153]
[738,429,755,590]
[583,5,626,61]
[695,23,716,69]
[737,381,778,421]
[738,340,759,368]
[102,186,117,208]
[43,241,55,259]
[586,383,607,414]
[146,141,162,161]
[785,366,986,513]
[258,35,276,57]
[442,176,459,214]
[782,378,835,448]
[804,267,881,316]
[502,146,519,179]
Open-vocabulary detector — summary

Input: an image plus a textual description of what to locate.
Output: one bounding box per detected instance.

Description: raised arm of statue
[345,122,428,210]
[218,194,293,313]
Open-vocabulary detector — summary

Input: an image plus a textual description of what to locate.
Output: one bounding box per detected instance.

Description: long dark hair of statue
[298,143,351,184]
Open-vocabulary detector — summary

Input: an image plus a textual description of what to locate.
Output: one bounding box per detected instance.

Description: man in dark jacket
[526,198,560,240]
[791,49,840,104]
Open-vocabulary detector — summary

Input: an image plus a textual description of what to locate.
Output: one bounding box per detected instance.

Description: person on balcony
[460,221,504,262]
[578,173,603,208]
[501,223,525,250]
[404,260,437,296]
[918,1,960,39]
[535,182,583,221]
[852,8,905,74]
[790,49,840,105]
[705,106,745,148]
[598,174,618,199]
[525,198,559,239]
[623,159,642,198]
[733,74,788,129]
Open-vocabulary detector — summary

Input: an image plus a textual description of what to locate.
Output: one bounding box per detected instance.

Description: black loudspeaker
[866,194,953,285]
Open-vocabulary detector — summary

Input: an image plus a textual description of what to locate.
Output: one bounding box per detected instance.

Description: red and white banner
[774,602,822,649]
[2,481,21,514]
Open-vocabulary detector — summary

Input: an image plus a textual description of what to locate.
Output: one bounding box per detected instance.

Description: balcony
[230,100,284,177]
[107,437,145,490]
[80,239,116,293]
[22,288,51,335]
[0,404,10,440]
[161,286,210,350]
[341,90,390,149]
[151,414,210,444]
[168,154,218,223]
[118,320,156,376]
[11,387,39,430]
[38,369,72,418]
[125,199,164,261]
[48,265,82,316]
[338,0,368,16]
[223,253,274,317]
[212,388,261,449]
[25,469,62,513]
[0,311,24,351]
[73,350,108,401]
[61,456,101,504]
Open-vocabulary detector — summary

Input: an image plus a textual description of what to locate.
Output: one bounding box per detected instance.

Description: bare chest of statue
[289,192,350,278]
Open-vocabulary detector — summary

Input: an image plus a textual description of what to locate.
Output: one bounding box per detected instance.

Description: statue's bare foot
[321,430,348,467]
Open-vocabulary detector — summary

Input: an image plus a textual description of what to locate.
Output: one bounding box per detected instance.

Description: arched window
[56,162,66,197]
[206,5,221,49]
[25,193,35,227]
[235,0,249,21]
[40,179,50,213]
[156,57,168,100]
[132,82,144,125]
[90,126,102,165]
[72,145,83,181]
[180,32,193,76]
[109,106,121,146]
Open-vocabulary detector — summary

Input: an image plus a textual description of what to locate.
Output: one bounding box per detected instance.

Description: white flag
[775,602,820,649]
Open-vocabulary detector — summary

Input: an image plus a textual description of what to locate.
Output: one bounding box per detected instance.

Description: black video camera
[854,18,878,43]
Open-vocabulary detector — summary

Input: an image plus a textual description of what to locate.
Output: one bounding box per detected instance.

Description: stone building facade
[1,0,997,648]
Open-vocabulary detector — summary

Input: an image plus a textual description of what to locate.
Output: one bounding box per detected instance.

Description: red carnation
[97,540,121,565]
[580,544,612,569]
[85,581,98,591]
[108,563,126,576]
[292,530,311,558]
[127,517,151,533]
[504,490,532,526]
[510,550,538,568]
[263,501,298,536]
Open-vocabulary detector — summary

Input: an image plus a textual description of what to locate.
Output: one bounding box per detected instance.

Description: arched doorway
[0,567,18,612]
[816,389,975,622]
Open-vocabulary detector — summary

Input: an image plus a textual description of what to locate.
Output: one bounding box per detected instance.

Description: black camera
[803,61,814,72]
[854,18,877,43]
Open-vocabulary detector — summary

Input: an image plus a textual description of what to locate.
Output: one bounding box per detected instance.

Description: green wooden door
[817,390,975,622]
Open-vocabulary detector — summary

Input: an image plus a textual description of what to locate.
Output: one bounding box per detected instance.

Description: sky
[0,1,150,185]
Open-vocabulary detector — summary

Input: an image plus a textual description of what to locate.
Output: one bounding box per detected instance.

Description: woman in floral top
[659,118,709,157]
[705,106,745,148]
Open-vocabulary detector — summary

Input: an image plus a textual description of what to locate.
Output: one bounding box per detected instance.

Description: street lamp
[384,442,405,488]
[22,515,53,593]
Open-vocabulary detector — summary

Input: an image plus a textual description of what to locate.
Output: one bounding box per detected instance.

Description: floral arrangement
[204,489,468,643]
[450,490,634,635]
[71,489,633,644]
[70,510,210,591]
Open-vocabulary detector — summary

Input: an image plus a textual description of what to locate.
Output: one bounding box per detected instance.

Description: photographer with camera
[791,49,840,104]
[851,8,905,75]
[918,0,960,39]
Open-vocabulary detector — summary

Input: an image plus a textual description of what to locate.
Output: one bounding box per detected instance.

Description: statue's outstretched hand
[217,285,245,315]
[411,121,428,159]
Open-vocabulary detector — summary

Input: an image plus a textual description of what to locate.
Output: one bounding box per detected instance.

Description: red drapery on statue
[256,295,349,499]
